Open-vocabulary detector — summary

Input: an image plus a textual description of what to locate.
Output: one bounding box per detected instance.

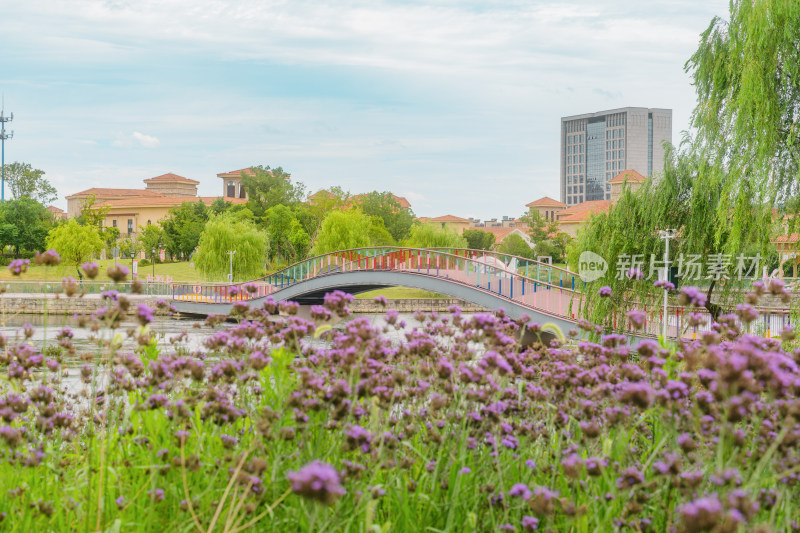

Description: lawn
[355,287,446,299]
[0,259,220,282]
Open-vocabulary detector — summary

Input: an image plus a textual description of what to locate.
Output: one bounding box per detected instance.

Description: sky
[0,0,729,219]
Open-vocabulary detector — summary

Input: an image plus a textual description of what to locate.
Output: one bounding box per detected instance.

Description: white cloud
[112,131,160,148]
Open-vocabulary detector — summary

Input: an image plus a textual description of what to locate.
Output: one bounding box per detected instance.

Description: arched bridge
[171,247,794,342]
[170,247,694,339]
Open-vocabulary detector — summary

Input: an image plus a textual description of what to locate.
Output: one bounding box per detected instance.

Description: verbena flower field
[1,254,800,532]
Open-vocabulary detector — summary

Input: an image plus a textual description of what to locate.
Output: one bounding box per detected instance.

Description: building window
[112,220,117,228]
[227,181,236,198]
[147,220,151,225]
[127,219,134,234]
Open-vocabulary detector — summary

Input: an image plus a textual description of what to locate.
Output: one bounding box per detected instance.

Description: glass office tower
[559,108,672,206]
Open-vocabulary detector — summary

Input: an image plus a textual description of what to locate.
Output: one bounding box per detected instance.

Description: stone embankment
[0,294,486,316]
[0,294,161,315]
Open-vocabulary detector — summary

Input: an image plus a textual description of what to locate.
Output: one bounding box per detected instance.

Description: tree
[242,166,306,218]
[263,205,310,264]
[302,187,350,240]
[4,162,58,204]
[367,216,396,246]
[497,234,536,259]
[0,198,52,256]
[571,144,772,322]
[161,200,209,260]
[139,223,166,263]
[311,210,372,255]
[518,208,560,244]
[686,0,800,217]
[46,219,103,279]
[193,213,269,282]
[118,235,142,259]
[355,191,415,242]
[402,224,468,249]
[462,229,496,251]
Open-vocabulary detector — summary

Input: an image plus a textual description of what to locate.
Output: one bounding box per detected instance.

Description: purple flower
[148,488,165,502]
[81,262,99,279]
[286,460,346,505]
[115,496,125,509]
[107,264,129,283]
[678,286,707,308]
[626,268,644,280]
[34,249,61,266]
[521,516,539,531]
[459,467,471,475]
[8,259,30,276]
[509,483,532,500]
[654,279,675,291]
[597,286,612,297]
[626,309,646,329]
[136,304,155,325]
[678,494,722,532]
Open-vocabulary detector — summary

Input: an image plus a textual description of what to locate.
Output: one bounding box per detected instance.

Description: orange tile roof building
[525,196,567,222]
[426,215,472,235]
[66,172,246,238]
[217,168,258,200]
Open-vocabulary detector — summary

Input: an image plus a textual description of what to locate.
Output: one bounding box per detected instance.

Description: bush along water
[0,254,800,531]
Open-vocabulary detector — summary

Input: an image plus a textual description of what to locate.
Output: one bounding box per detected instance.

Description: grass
[1,280,799,531]
[0,260,222,282]
[354,287,446,299]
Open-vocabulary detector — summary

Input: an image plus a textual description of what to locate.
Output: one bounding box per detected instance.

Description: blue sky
[1,0,728,218]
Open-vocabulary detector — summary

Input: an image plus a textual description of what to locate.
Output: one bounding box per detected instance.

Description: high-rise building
[560,107,672,206]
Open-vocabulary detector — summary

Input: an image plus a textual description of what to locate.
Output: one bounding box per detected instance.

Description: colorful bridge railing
[172,247,585,316]
[171,247,794,341]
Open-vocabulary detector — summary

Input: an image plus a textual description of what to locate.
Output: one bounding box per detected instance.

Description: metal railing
[172,247,585,320]
[1,280,174,297]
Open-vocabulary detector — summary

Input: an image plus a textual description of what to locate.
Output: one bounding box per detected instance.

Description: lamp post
[152,248,156,279]
[227,250,236,283]
[131,251,135,279]
[658,229,677,340]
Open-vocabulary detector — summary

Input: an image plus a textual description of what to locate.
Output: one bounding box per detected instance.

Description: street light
[152,248,156,279]
[227,250,236,282]
[658,229,677,340]
[131,251,136,279]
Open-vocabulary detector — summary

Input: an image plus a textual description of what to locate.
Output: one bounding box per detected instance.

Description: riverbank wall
[0,294,161,316]
[0,294,486,316]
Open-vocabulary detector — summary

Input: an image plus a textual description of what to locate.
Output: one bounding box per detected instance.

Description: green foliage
[138,223,166,259]
[402,223,467,249]
[193,213,269,281]
[0,198,53,255]
[118,236,142,259]
[3,161,58,204]
[311,210,372,255]
[354,191,415,242]
[263,205,310,264]
[572,144,773,322]
[209,197,232,215]
[76,194,109,231]
[301,187,350,240]
[161,201,210,260]
[242,166,307,218]
[497,233,535,259]
[462,229,496,251]
[687,0,800,211]
[46,218,103,278]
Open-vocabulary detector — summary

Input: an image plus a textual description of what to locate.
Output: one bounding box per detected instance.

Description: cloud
[112,131,160,148]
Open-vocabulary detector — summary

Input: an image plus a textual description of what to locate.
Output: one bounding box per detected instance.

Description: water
[0,312,422,369]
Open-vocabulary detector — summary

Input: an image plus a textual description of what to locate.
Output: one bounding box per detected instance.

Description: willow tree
[572,0,796,324]
[311,210,372,255]
[570,143,774,324]
[402,223,467,249]
[193,213,269,282]
[688,0,800,225]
